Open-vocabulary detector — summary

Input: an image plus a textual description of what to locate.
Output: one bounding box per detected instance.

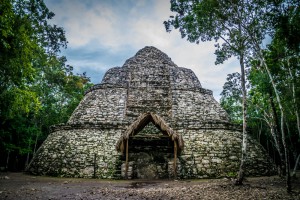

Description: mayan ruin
[27,46,275,179]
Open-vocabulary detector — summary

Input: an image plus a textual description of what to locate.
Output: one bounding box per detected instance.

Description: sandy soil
[0,172,299,200]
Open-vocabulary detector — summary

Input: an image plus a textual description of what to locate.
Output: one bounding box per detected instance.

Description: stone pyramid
[27,46,275,179]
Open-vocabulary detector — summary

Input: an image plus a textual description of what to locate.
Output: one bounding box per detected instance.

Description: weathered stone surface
[27,46,275,179]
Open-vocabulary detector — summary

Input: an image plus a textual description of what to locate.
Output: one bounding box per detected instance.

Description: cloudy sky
[44,0,240,101]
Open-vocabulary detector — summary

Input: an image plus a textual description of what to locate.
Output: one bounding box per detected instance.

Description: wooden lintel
[131,135,170,139]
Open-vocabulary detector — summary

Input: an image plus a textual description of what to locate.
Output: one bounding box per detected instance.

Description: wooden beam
[174,140,177,179]
[125,139,129,179]
[131,135,170,139]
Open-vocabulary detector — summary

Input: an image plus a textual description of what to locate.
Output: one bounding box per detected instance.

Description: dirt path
[0,173,299,200]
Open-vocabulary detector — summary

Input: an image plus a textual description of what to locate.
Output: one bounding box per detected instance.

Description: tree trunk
[258,49,291,192]
[269,90,281,138]
[25,139,32,169]
[6,151,10,170]
[281,114,291,193]
[268,96,285,176]
[235,53,247,185]
[25,130,34,169]
[292,154,300,178]
[258,121,262,143]
[288,67,300,139]
[33,130,39,156]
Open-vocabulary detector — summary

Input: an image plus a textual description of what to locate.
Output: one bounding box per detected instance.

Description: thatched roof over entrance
[116,112,184,153]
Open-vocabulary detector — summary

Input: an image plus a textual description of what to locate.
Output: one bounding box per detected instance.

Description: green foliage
[220,72,243,124]
[271,0,300,53]
[0,0,67,120]
[164,0,273,64]
[0,0,93,170]
[169,0,299,183]
[226,171,237,178]
[220,6,300,173]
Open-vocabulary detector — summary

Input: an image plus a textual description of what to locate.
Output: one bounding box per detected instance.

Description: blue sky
[44,0,240,101]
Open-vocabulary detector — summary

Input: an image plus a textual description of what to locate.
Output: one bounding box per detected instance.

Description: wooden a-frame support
[117,112,183,180]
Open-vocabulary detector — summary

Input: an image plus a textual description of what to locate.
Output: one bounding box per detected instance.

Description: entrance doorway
[116,112,184,179]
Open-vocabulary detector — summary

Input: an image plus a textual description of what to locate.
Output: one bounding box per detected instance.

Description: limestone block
[211,158,222,164]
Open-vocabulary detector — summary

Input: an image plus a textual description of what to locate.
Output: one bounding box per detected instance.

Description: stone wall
[68,86,127,124]
[171,90,229,126]
[28,125,275,179]
[27,46,276,179]
[28,128,123,178]
[178,129,274,178]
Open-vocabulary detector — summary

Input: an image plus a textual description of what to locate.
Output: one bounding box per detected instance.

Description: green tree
[271,1,300,179]
[164,0,273,185]
[0,0,92,171]
[0,0,64,170]
[225,8,299,187]
[0,0,67,120]
[248,64,286,175]
[165,1,299,189]
[26,57,92,168]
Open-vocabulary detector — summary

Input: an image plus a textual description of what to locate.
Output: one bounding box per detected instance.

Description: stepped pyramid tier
[68,46,228,127]
[27,46,275,179]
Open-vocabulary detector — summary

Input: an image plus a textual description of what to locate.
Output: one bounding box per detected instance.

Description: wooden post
[174,140,177,179]
[93,153,96,178]
[125,139,129,179]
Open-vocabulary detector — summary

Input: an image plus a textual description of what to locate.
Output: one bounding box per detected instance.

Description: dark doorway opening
[116,112,183,179]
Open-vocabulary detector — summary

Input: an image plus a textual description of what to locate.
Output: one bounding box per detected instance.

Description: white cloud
[45,0,241,101]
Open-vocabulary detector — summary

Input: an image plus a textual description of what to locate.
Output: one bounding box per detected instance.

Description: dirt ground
[0,172,300,200]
